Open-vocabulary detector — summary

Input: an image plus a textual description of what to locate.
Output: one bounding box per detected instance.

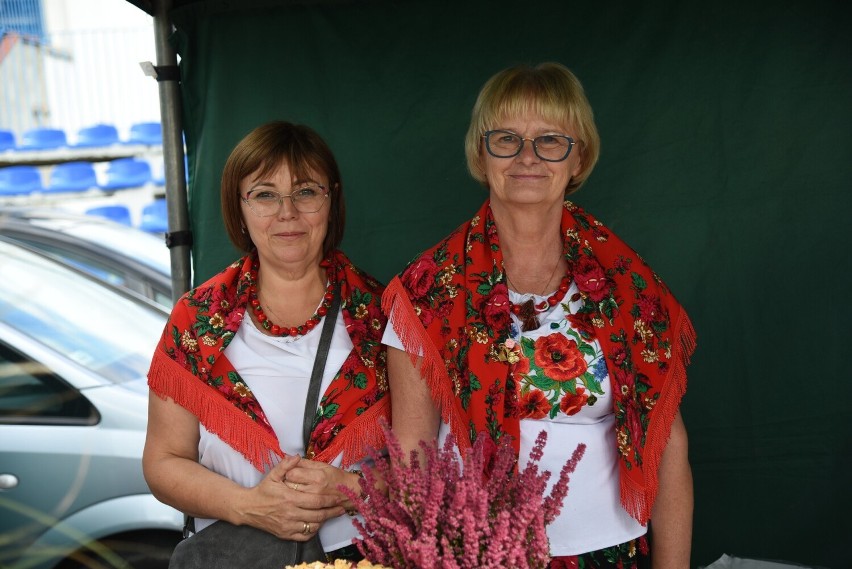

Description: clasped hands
[246,454,362,541]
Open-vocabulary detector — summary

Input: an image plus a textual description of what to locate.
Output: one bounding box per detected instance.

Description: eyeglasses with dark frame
[241,184,330,217]
[482,130,577,162]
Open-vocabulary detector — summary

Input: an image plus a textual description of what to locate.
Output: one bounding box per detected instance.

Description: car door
[0,239,172,565]
[0,339,101,560]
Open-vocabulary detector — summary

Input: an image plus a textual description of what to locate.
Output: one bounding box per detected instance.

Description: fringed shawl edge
[148,348,283,472]
[620,306,697,524]
[382,277,474,454]
[313,396,391,468]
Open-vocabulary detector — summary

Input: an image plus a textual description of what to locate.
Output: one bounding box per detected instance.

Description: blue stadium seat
[139,198,168,233]
[0,165,43,195]
[0,129,15,151]
[75,124,119,148]
[46,161,98,193]
[19,127,68,150]
[85,204,133,226]
[126,122,163,146]
[100,158,152,191]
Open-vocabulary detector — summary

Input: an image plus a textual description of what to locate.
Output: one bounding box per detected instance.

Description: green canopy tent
[127,1,851,566]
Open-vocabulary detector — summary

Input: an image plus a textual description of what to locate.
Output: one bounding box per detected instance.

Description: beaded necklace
[247,262,334,337]
[506,270,572,332]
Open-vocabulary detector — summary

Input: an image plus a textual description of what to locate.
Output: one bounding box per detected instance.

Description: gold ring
[302,522,311,534]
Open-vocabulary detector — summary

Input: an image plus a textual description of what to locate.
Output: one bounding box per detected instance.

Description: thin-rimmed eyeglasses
[241,184,329,217]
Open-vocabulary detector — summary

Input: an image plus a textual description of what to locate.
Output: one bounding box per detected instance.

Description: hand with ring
[282,458,365,512]
[239,455,343,541]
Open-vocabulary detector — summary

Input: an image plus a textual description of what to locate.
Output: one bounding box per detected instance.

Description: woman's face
[239,160,330,270]
[482,111,583,209]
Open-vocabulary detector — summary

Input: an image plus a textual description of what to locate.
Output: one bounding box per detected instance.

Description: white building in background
[1,0,159,142]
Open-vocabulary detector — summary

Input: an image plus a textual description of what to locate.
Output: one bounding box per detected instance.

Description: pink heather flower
[341,421,586,569]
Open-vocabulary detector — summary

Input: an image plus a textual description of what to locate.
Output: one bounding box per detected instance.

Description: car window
[154,288,174,308]
[7,235,136,290]
[58,222,172,276]
[0,242,166,385]
[0,342,98,425]
[7,216,177,308]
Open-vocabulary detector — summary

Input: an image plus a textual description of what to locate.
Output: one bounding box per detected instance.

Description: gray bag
[168,286,341,569]
[168,520,323,569]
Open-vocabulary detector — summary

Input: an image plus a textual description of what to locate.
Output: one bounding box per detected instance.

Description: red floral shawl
[382,199,695,524]
[148,249,388,472]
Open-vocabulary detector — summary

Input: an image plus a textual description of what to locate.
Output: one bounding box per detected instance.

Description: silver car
[0,238,183,569]
[0,208,174,309]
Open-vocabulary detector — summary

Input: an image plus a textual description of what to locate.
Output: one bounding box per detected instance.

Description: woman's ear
[476,146,488,184]
[571,145,585,179]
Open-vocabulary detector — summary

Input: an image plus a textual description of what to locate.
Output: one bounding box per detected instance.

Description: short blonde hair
[464,62,600,194]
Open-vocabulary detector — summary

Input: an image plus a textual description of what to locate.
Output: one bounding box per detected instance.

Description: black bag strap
[184,283,342,543]
[296,281,340,559]
[302,281,341,449]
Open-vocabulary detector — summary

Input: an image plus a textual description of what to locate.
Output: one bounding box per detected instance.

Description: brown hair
[464,62,600,195]
[221,121,345,256]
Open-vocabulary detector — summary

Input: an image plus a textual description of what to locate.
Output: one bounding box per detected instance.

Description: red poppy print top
[507,283,647,553]
[510,286,610,425]
[382,199,696,525]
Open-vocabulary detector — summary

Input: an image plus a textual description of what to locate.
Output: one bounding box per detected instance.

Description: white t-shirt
[194,308,364,552]
[382,280,645,555]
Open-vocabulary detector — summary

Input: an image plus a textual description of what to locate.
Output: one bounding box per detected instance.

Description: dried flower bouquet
[342,424,585,569]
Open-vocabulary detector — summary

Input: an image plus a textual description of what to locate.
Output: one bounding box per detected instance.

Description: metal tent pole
[151,0,191,302]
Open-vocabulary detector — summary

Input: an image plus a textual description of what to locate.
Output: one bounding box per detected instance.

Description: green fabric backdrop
[169,0,851,566]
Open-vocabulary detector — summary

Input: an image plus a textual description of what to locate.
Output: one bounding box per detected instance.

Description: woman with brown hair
[144,121,387,564]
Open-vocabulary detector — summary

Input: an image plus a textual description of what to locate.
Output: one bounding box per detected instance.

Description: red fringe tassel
[148,349,284,472]
[314,396,391,468]
[620,307,697,524]
[381,277,473,453]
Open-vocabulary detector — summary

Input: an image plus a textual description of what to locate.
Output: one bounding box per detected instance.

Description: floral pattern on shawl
[382,199,695,523]
[148,249,388,472]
